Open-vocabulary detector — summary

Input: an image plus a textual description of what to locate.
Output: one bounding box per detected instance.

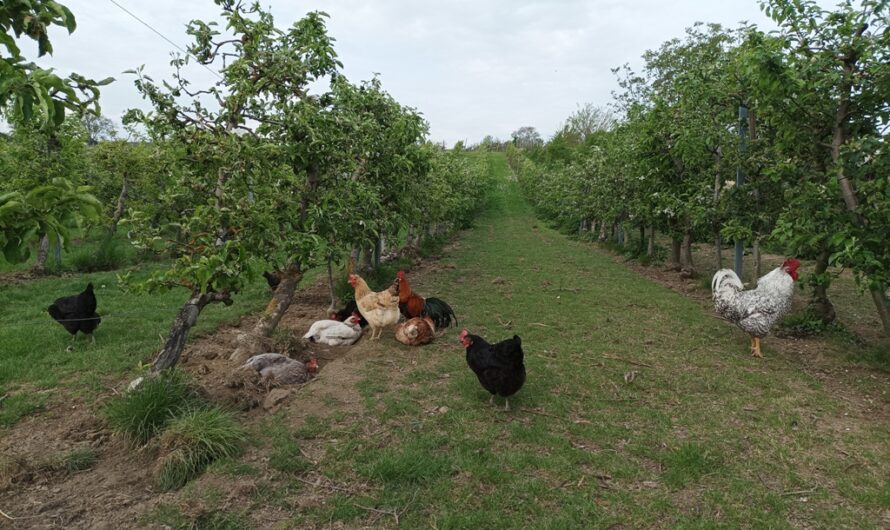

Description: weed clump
[155,407,246,491]
[105,370,198,445]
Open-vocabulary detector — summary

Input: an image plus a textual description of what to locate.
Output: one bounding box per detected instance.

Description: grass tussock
[56,447,98,473]
[155,407,246,491]
[104,371,198,445]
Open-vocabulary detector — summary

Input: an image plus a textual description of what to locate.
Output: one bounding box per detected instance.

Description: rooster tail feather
[422,297,457,329]
[711,269,743,294]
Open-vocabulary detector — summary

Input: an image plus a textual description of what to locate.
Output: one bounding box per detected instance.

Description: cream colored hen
[348,274,401,340]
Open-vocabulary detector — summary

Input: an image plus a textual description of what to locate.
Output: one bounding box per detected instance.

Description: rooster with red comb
[711,258,801,357]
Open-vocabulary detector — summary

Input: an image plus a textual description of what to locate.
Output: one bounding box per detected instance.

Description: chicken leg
[751,336,763,358]
[489,395,495,406]
[504,398,510,412]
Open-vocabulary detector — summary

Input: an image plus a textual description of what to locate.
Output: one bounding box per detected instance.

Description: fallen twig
[1,508,14,520]
[0,394,7,404]
[781,486,818,496]
[353,503,400,525]
[602,354,653,368]
[529,322,551,327]
[298,447,317,465]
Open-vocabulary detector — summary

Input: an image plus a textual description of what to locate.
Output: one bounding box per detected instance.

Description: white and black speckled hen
[712,258,800,358]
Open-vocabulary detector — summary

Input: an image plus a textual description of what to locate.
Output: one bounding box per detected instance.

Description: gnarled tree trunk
[153,289,233,372]
[829,54,890,335]
[808,249,836,325]
[230,268,303,363]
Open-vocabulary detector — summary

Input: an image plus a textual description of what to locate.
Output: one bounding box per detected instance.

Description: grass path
[271,155,889,529]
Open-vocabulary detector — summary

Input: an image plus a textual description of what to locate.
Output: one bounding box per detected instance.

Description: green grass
[104,370,198,445]
[278,152,890,528]
[56,447,99,473]
[155,407,246,491]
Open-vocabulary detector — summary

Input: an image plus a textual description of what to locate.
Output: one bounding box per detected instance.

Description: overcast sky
[33,0,782,144]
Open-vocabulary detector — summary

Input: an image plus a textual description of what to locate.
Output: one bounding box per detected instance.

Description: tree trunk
[681,230,695,274]
[153,289,233,372]
[808,249,836,325]
[669,236,682,271]
[33,234,50,274]
[647,226,655,258]
[869,289,890,336]
[830,54,890,335]
[713,147,724,270]
[752,238,762,281]
[348,247,360,275]
[360,245,374,272]
[108,176,128,236]
[326,256,337,314]
[598,222,607,242]
[230,269,303,363]
[374,237,382,268]
[638,225,646,254]
[54,234,62,268]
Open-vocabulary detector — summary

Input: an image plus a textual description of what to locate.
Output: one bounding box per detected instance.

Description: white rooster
[711,258,801,357]
[303,313,363,346]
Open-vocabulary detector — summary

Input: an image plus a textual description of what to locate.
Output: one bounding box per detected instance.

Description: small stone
[263,388,292,411]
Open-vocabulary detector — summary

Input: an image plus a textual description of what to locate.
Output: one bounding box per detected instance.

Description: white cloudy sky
[32,0,782,144]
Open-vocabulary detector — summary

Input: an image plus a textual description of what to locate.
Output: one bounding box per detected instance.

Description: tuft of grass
[56,447,98,473]
[661,442,722,487]
[104,371,197,445]
[155,407,246,491]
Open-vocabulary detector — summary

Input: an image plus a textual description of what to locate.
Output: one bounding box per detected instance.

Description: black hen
[459,330,525,411]
[48,283,101,343]
[330,300,368,328]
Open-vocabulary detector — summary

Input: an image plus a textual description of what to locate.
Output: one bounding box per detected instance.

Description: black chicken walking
[459,329,525,411]
[48,282,101,346]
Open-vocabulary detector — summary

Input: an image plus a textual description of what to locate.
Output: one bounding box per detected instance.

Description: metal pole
[734,103,748,277]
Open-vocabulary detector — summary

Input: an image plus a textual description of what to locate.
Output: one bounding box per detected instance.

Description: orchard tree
[752,0,890,333]
[1,1,110,269]
[511,126,543,149]
[125,1,345,370]
[0,114,98,271]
